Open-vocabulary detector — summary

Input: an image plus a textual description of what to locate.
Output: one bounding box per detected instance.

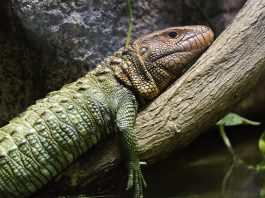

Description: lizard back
[0,63,124,197]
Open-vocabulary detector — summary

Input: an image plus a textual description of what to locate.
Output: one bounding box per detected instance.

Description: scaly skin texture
[0,26,214,198]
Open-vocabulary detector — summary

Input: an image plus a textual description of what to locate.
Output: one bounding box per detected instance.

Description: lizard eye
[167,32,178,38]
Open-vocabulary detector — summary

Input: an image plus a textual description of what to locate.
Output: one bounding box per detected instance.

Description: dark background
[1,1,265,197]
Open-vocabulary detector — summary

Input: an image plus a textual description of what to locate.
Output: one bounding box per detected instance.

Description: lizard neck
[108,47,170,102]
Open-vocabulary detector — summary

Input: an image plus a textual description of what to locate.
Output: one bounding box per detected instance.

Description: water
[117,124,265,198]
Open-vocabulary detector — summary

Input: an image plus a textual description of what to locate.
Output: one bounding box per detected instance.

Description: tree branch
[36,0,265,195]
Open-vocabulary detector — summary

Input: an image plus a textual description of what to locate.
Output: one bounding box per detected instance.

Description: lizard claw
[139,161,147,166]
[126,161,147,198]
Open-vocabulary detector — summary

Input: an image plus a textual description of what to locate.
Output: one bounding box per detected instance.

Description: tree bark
[36,0,265,196]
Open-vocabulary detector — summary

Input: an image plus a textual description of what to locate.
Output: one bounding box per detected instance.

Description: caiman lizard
[0,26,214,198]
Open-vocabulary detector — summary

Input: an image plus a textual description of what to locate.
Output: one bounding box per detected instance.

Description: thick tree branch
[36,0,265,195]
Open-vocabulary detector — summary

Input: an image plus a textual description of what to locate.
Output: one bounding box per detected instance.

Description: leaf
[216,113,261,126]
[257,131,265,172]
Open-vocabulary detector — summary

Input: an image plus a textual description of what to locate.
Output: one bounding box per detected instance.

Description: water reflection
[117,124,264,198]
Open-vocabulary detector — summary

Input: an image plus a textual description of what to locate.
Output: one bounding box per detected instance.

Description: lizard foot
[126,161,147,198]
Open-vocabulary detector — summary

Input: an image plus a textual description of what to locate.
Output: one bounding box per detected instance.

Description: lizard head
[112,26,214,100]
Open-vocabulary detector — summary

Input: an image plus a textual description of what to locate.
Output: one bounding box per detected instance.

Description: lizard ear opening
[140,47,148,55]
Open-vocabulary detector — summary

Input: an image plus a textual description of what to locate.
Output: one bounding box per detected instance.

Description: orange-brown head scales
[111,26,214,100]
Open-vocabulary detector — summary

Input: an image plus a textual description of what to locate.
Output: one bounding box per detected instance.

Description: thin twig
[125,0,134,47]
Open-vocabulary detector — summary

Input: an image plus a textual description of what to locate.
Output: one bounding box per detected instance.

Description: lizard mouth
[153,50,201,62]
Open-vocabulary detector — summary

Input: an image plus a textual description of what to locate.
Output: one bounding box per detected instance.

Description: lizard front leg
[115,88,146,198]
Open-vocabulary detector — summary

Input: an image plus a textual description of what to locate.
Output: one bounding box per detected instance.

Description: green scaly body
[0,26,214,198]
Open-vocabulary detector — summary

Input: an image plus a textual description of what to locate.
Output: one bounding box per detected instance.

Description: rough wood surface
[35,0,265,196]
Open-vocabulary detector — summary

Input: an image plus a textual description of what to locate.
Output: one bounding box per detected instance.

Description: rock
[0,4,34,126]
[12,0,185,92]
[0,0,186,124]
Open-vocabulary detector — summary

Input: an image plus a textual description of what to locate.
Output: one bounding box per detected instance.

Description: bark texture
[34,0,265,196]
